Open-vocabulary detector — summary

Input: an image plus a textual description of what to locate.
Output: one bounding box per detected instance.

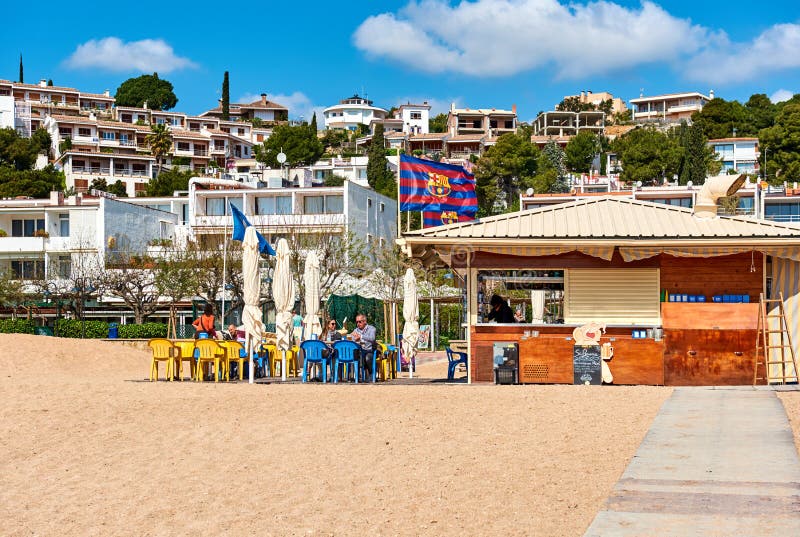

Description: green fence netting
[325,294,384,336]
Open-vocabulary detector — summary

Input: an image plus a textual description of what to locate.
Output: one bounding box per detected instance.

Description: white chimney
[104,89,110,97]
[709,89,715,100]
[261,93,267,105]
[39,79,47,87]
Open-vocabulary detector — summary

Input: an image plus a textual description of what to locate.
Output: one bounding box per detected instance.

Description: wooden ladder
[754,292,799,385]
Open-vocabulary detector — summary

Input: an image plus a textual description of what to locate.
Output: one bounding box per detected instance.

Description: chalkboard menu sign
[573,345,602,385]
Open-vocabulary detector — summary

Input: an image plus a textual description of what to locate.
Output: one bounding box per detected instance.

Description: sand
[0,334,671,536]
[779,392,800,458]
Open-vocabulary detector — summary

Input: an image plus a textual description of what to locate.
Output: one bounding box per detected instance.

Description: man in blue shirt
[351,313,377,380]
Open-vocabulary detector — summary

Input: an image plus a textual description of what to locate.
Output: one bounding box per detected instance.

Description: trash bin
[34,326,54,336]
[108,322,119,339]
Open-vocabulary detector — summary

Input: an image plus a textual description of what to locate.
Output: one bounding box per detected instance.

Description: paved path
[584,387,800,536]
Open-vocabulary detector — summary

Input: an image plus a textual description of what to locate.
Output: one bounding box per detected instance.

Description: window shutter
[564,268,661,325]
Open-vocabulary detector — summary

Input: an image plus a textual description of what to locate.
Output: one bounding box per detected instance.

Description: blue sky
[2,1,799,123]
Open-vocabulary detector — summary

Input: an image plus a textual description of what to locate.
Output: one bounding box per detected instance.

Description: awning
[619,246,800,262]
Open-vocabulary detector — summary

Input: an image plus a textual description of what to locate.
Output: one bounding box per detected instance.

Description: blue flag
[230,203,276,256]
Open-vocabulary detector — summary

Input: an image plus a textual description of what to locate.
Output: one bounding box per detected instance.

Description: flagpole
[396,153,402,237]
[222,201,228,327]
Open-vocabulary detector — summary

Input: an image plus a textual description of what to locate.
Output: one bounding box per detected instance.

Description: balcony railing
[193,149,208,156]
[72,166,111,174]
[194,213,346,228]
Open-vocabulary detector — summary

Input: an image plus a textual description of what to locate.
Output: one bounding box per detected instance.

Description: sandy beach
[0,333,676,536]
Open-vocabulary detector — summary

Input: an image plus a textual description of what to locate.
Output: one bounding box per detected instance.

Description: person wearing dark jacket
[487,294,515,323]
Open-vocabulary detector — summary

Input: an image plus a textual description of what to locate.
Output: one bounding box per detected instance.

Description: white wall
[0,96,14,129]
[401,107,429,134]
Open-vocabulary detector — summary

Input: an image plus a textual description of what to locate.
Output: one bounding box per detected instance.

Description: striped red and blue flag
[422,210,475,228]
[399,154,478,216]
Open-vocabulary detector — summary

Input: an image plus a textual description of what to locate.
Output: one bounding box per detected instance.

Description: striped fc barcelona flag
[422,210,475,228]
[399,154,478,217]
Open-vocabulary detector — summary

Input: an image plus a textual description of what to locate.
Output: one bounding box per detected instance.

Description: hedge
[0,318,36,334]
[55,319,109,339]
[117,323,167,339]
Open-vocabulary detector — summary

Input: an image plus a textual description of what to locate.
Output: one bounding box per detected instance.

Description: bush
[118,323,167,339]
[55,319,109,338]
[0,318,36,334]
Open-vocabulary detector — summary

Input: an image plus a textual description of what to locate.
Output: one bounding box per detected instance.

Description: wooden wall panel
[472,343,495,383]
[661,303,758,330]
[659,253,763,301]
[605,338,665,385]
[519,337,574,383]
[664,329,757,385]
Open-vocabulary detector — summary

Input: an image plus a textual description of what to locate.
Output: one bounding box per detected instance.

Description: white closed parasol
[273,238,294,380]
[402,268,419,378]
[302,251,322,341]
[242,227,265,384]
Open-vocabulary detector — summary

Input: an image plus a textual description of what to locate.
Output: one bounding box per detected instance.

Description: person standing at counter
[487,294,515,323]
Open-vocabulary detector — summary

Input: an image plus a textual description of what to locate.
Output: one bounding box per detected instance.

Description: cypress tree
[47,79,53,86]
[310,112,317,132]
[221,71,230,120]
[18,54,23,84]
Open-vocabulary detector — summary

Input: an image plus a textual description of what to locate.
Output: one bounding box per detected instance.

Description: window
[478,270,564,324]
[565,268,660,325]
[304,196,324,214]
[206,198,225,215]
[59,214,70,237]
[78,128,91,137]
[325,195,343,214]
[379,202,385,213]
[11,219,45,237]
[119,134,128,145]
[156,118,165,125]
[255,195,292,215]
[57,256,71,278]
[59,127,72,137]
[238,128,245,135]
[177,142,190,152]
[410,112,422,120]
[102,131,115,140]
[368,198,373,208]
[504,120,514,129]
[11,260,44,280]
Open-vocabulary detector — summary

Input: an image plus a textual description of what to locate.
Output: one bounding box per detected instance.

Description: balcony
[72,166,111,174]
[0,236,45,253]
[194,213,346,229]
[193,148,209,157]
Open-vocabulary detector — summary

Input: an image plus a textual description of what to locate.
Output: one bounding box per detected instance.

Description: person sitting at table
[192,303,217,339]
[319,319,343,346]
[351,313,377,380]
[223,324,237,341]
[487,294,515,324]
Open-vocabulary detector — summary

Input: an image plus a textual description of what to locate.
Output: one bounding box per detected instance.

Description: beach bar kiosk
[398,177,800,385]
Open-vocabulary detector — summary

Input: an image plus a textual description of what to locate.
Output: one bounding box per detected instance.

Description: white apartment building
[447,103,517,137]
[708,138,759,173]
[397,102,430,135]
[324,95,387,131]
[630,91,713,124]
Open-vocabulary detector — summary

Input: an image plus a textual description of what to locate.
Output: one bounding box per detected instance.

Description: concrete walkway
[585,387,800,536]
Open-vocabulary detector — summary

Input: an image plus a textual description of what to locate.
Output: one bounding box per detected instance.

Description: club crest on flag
[426,172,452,198]
[440,211,459,225]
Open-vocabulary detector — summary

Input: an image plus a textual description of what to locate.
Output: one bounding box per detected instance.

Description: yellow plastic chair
[267,345,298,378]
[194,339,224,382]
[376,342,392,381]
[219,340,246,380]
[172,340,197,381]
[148,338,176,381]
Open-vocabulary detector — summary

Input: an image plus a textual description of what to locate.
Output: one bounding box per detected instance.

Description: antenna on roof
[639,88,644,98]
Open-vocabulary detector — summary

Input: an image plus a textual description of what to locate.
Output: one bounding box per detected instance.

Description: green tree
[556,96,595,112]
[759,102,800,183]
[691,98,751,139]
[18,54,23,84]
[429,113,448,133]
[145,167,196,196]
[89,177,128,197]
[540,141,570,193]
[47,79,53,87]
[612,127,683,185]
[367,123,396,198]
[221,71,230,121]
[745,94,777,132]
[0,166,65,198]
[114,73,178,110]
[564,131,598,173]
[145,123,172,176]
[310,112,318,132]
[255,123,323,167]
[474,130,539,215]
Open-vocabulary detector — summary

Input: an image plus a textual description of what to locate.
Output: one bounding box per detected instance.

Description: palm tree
[145,123,172,177]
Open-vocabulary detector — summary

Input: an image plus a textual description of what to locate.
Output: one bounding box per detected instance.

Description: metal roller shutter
[564,268,661,325]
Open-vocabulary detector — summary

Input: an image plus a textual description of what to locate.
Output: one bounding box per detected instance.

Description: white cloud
[353,0,707,78]
[63,37,197,73]
[685,24,800,84]
[771,89,794,103]
[238,91,324,122]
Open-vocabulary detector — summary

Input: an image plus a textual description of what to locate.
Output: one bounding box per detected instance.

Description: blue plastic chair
[445,347,468,380]
[332,340,360,383]
[300,340,329,383]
